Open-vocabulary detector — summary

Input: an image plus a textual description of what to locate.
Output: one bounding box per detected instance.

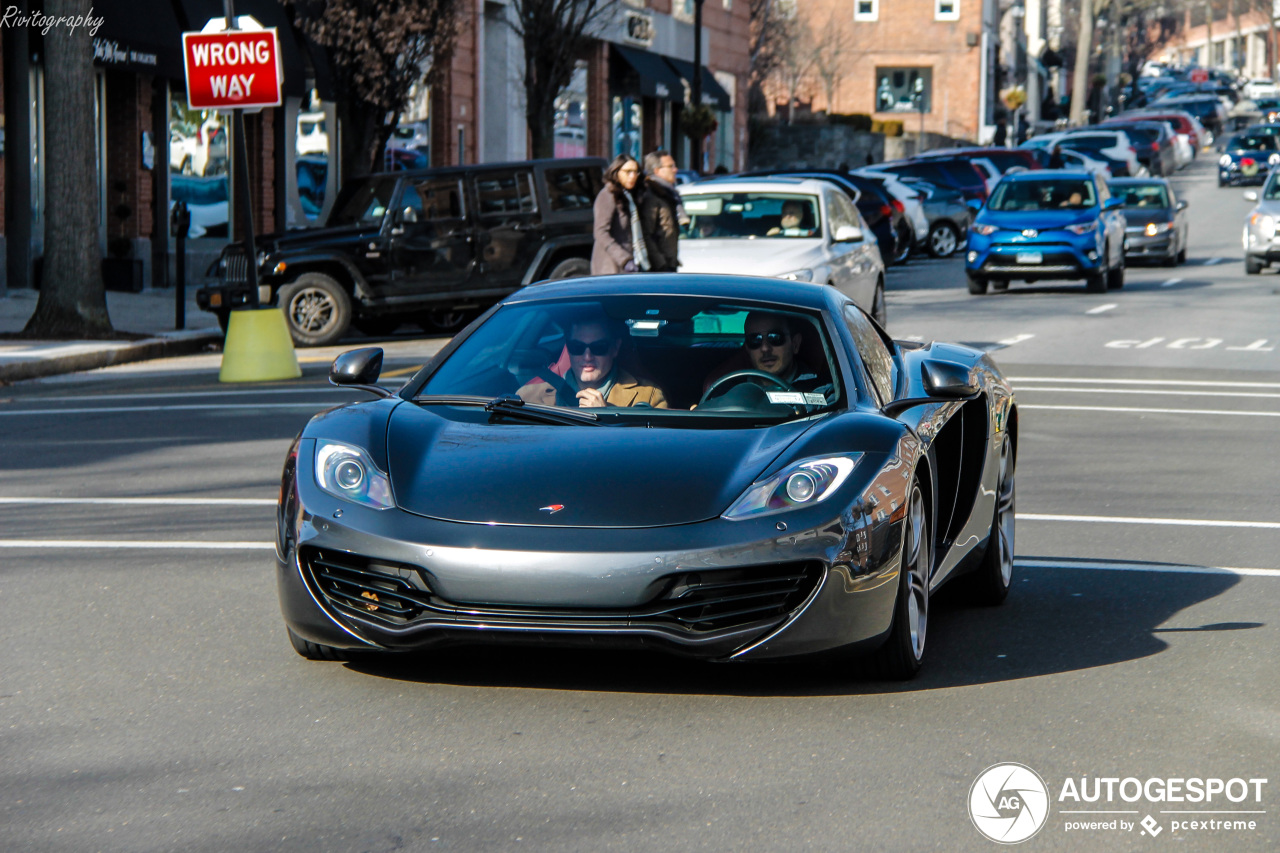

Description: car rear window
[931,160,985,186]
[1111,183,1170,208]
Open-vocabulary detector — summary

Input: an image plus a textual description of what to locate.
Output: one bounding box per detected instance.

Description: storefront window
[875,67,932,113]
[555,62,588,159]
[169,93,229,238]
[612,96,642,160]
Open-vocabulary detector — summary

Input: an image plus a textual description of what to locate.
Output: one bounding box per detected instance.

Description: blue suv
[965,170,1127,294]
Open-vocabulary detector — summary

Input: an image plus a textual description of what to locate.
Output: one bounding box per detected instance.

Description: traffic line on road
[1202,257,1228,265]
[997,333,1035,346]
[0,403,329,416]
[1016,386,1280,400]
[1019,513,1280,530]
[1017,559,1280,578]
[0,496,277,506]
[1009,377,1280,388]
[1160,278,1183,287]
[1086,304,1117,314]
[0,539,275,550]
[1020,404,1280,417]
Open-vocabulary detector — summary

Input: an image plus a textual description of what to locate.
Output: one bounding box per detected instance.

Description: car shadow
[344,557,1246,697]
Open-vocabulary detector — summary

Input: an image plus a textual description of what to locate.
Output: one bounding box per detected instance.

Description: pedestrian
[641,149,685,272]
[592,154,651,275]
[1048,143,1066,169]
[993,120,1008,147]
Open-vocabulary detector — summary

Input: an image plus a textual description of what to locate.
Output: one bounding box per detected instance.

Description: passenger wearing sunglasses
[518,319,668,409]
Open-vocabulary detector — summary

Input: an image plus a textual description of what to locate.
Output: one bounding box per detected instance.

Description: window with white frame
[935,0,959,21]
[854,0,877,22]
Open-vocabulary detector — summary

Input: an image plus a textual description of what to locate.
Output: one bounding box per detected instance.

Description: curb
[0,330,223,384]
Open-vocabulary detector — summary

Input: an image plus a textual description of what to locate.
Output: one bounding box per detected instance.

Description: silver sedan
[1242,172,1280,273]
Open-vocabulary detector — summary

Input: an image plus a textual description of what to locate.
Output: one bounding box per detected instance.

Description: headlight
[777,269,814,282]
[1251,213,1276,237]
[723,455,860,520]
[1144,222,1174,236]
[1066,222,1096,235]
[315,441,394,509]
[972,224,998,235]
[256,251,269,268]
[1219,154,1232,167]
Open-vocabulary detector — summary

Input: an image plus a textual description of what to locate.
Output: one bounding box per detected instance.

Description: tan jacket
[518,368,668,409]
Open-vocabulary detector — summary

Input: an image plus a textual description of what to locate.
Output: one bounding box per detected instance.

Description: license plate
[1015,252,1043,264]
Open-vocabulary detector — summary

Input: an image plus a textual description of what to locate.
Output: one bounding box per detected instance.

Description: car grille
[223,248,249,285]
[983,250,1079,273]
[301,547,824,634]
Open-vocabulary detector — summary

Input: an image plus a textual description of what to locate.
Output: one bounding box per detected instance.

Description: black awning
[614,44,686,102]
[94,0,187,79]
[664,57,731,112]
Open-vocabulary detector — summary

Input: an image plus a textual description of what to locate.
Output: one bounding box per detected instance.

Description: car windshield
[1264,174,1280,200]
[987,179,1097,211]
[1111,183,1170,208]
[326,177,398,227]
[1228,135,1277,152]
[681,193,822,239]
[410,296,845,425]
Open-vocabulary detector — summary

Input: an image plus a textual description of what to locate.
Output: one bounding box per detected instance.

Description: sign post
[183,5,299,382]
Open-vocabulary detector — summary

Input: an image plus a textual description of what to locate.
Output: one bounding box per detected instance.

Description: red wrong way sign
[183,28,282,109]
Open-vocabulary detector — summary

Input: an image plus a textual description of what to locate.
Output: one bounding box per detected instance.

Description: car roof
[1000,169,1094,181]
[679,177,837,194]
[511,273,839,311]
[1107,177,1171,186]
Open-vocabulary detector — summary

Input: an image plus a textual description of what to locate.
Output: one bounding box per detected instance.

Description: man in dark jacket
[640,150,686,271]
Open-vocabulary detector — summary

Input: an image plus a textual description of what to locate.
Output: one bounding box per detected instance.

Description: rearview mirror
[1244,190,1259,202]
[834,224,864,242]
[330,347,391,396]
[1176,199,1188,210]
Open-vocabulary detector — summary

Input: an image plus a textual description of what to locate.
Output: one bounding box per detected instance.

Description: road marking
[1086,303,1117,314]
[1202,257,1227,265]
[998,333,1035,346]
[0,403,331,416]
[14,387,401,403]
[0,496,277,506]
[1016,386,1280,400]
[1017,559,1280,578]
[0,539,275,550]
[1021,403,1280,417]
[1019,513,1280,530]
[381,365,424,378]
[1160,278,1182,287]
[1009,377,1280,388]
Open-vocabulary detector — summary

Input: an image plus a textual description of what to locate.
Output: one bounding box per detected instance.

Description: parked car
[677,177,887,323]
[1152,94,1227,138]
[899,178,971,258]
[1216,132,1280,186]
[386,120,430,154]
[280,274,1019,679]
[852,169,930,252]
[1244,79,1277,100]
[875,157,989,204]
[197,158,605,344]
[964,170,1127,294]
[1058,148,1113,181]
[1109,177,1188,266]
[1097,120,1178,176]
[913,146,1044,174]
[1025,130,1144,177]
[1121,109,1204,153]
[1242,173,1280,273]
[296,111,330,156]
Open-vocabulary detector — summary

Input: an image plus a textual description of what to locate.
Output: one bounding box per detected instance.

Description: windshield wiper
[413,393,599,426]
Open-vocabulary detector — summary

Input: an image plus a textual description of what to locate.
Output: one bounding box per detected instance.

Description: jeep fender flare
[272,254,372,302]
[522,236,595,286]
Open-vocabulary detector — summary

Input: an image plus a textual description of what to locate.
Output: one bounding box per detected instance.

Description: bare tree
[770,14,816,121]
[289,0,463,175]
[23,0,111,338]
[749,0,793,114]
[505,0,614,159]
[810,9,858,113]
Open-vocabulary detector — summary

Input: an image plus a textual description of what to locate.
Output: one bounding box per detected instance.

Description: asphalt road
[2,153,1277,853]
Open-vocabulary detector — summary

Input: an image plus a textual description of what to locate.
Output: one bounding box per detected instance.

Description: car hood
[385,404,817,527]
[1121,209,1173,225]
[978,209,1098,230]
[678,239,826,276]
[259,224,381,254]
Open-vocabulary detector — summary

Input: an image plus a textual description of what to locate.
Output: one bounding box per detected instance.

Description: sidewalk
[0,287,223,384]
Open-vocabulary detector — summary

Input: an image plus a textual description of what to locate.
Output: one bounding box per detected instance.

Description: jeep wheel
[547,257,590,280]
[279,273,352,346]
[421,309,474,333]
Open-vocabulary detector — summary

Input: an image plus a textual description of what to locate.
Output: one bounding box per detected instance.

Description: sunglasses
[567,338,613,356]
[745,331,789,350]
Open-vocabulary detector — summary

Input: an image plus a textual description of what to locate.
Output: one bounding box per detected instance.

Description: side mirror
[400,207,419,224]
[1103,197,1124,210]
[330,348,392,397]
[881,359,980,417]
[1244,190,1259,202]
[1176,199,1188,210]
[834,224,864,242]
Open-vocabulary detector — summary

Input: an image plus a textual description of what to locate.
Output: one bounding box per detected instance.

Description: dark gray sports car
[276,274,1018,679]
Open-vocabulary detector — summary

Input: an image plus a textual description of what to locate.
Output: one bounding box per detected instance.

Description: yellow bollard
[219,307,302,383]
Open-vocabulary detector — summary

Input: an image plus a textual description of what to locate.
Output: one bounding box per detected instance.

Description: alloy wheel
[288,286,340,336]
[993,441,1016,587]
[929,224,958,257]
[904,485,930,660]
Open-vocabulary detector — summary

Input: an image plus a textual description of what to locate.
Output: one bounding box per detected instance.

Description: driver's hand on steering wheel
[576,387,607,408]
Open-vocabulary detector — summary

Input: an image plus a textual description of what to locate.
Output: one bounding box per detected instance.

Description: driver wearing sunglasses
[741,312,824,390]
[518,318,668,409]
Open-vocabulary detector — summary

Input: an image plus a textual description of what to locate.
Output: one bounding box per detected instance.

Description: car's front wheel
[1106,258,1125,289]
[967,275,989,295]
[927,222,959,258]
[892,221,914,264]
[867,479,931,680]
[971,437,1015,605]
[1246,255,1265,275]
[871,278,887,326]
[279,273,352,346]
[547,257,590,280]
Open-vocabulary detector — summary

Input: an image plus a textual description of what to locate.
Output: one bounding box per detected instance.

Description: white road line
[0,539,275,550]
[1016,386,1280,400]
[998,333,1035,346]
[11,387,393,403]
[1017,559,1280,578]
[1086,303,1117,314]
[1160,278,1183,287]
[1018,513,1280,530]
[1203,257,1228,265]
[0,403,329,416]
[1020,403,1280,417]
[0,496,277,506]
[1009,377,1280,388]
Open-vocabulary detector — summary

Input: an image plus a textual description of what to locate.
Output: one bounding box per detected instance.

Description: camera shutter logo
[969,763,1051,844]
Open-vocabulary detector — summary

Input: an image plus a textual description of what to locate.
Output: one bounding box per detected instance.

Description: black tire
[1106,260,1125,289]
[1086,269,1107,293]
[1162,251,1178,268]
[278,273,352,346]
[1176,246,1187,265]
[927,221,960,258]
[1246,255,1264,275]
[354,317,402,337]
[421,308,475,333]
[991,279,1009,292]
[287,627,350,661]
[967,276,989,295]
[892,221,914,264]
[867,479,931,680]
[970,438,1015,606]
[871,278,887,326]
[546,257,591,280]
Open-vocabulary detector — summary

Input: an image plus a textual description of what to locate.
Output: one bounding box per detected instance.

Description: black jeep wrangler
[197,158,604,345]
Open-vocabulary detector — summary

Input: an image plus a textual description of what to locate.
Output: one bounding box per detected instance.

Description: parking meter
[172,201,190,329]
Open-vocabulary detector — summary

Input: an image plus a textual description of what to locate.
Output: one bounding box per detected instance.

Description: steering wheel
[513,368,577,408]
[699,369,795,407]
